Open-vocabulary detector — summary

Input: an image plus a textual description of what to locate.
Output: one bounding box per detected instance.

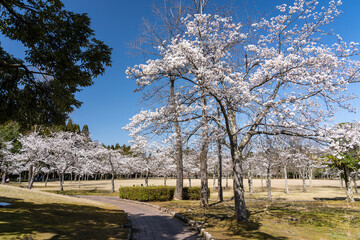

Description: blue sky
[2,0,360,145]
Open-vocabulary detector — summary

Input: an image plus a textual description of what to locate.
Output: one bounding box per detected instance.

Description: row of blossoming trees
[0,121,359,203]
[124,0,360,221]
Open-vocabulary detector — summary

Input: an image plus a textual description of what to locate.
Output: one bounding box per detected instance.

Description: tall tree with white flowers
[126,0,360,221]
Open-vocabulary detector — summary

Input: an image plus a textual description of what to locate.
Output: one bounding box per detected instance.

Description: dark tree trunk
[199,96,209,208]
[45,172,49,187]
[284,165,289,194]
[339,174,344,189]
[226,174,229,188]
[28,165,34,189]
[60,172,65,191]
[170,77,184,200]
[248,163,253,195]
[1,169,7,185]
[111,172,115,193]
[18,171,22,184]
[232,150,247,221]
[343,167,354,202]
[353,174,358,194]
[217,137,223,202]
[266,165,272,201]
[145,171,149,187]
[301,169,307,192]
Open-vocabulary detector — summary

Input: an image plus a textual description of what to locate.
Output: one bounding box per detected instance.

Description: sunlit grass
[0,185,129,240]
[6,178,360,239]
[153,199,360,240]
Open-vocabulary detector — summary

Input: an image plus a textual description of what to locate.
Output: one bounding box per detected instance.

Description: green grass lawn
[7,179,360,239]
[153,199,360,240]
[0,185,129,240]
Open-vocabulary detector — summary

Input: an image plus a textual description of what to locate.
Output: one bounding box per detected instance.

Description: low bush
[119,186,175,201]
[183,187,210,200]
[119,186,209,201]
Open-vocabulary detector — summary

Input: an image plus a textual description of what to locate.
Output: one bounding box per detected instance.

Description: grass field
[5,178,360,239]
[17,177,359,201]
[0,185,129,240]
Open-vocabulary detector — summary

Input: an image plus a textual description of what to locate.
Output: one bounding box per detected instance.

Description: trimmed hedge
[119,186,175,201]
[118,186,210,201]
[183,187,210,200]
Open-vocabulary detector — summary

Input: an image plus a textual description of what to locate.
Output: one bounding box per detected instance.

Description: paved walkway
[76,195,202,240]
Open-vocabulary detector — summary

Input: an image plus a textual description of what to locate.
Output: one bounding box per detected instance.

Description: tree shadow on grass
[225,219,289,240]
[0,196,129,239]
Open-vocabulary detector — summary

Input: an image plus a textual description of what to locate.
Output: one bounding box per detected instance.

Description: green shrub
[119,186,175,201]
[183,187,210,200]
[118,186,209,201]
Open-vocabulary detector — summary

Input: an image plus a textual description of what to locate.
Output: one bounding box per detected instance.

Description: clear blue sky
[2,0,360,145]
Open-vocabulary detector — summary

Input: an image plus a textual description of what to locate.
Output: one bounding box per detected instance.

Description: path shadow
[0,196,128,239]
[129,213,201,240]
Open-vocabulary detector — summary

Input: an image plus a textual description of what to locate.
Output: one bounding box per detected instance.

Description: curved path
[76,195,202,240]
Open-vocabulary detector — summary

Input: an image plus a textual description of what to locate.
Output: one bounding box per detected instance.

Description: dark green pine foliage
[0,121,21,152]
[65,119,80,133]
[81,124,90,140]
[120,144,132,155]
[0,0,112,129]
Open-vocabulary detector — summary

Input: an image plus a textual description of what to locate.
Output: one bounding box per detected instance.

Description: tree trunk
[339,174,343,189]
[45,172,49,187]
[28,165,34,189]
[232,150,247,221]
[217,136,223,202]
[111,172,115,193]
[266,165,272,201]
[145,171,149,187]
[248,163,253,195]
[302,169,307,192]
[60,172,65,191]
[344,167,354,202]
[261,174,264,192]
[1,169,7,185]
[353,174,358,194]
[78,175,81,188]
[170,77,184,200]
[226,174,229,188]
[200,143,208,207]
[188,177,191,187]
[284,165,289,194]
[199,95,209,208]
[213,173,216,191]
[164,176,167,186]
[18,172,22,184]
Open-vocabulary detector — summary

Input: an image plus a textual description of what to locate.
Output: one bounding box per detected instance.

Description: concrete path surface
[76,195,202,240]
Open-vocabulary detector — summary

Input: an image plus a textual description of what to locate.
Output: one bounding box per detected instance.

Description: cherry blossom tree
[16,132,52,189]
[126,0,360,221]
[0,141,14,184]
[325,122,360,202]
